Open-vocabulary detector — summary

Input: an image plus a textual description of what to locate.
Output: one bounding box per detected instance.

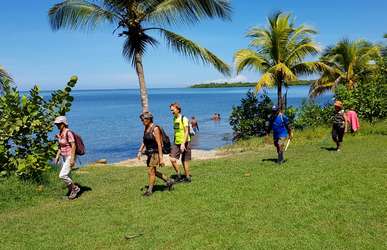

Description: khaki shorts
[170,141,192,161]
[146,153,161,168]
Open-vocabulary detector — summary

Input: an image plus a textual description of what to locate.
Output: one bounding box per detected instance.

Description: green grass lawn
[1,122,386,249]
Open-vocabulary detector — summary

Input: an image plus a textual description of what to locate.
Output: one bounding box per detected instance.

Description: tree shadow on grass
[141,185,168,193]
[321,147,337,151]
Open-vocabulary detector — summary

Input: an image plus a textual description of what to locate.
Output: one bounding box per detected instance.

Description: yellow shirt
[173,115,191,144]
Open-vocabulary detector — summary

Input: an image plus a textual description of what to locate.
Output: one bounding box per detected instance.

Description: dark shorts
[170,142,192,161]
[332,126,345,142]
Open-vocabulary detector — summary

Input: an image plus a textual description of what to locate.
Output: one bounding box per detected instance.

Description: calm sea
[43,86,331,164]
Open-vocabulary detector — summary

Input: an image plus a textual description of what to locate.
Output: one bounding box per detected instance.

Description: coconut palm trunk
[134,52,149,113]
[277,78,283,110]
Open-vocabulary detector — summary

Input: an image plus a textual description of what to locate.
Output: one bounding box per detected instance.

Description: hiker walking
[332,101,348,151]
[169,102,192,182]
[54,116,81,200]
[267,105,293,164]
[137,112,174,196]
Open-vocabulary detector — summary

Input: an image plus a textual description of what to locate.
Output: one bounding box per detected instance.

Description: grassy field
[1,121,386,249]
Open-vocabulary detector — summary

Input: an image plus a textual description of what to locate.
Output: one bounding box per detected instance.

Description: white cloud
[204,74,250,83]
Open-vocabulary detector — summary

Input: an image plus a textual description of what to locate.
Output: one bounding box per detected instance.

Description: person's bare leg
[182,160,191,182]
[170,157,182,179]
[145,167,156,195]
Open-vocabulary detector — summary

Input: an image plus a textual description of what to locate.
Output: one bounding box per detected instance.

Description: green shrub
[335,58,387,123]
[0,76,78,181]
[293,100,333,129]
[229,91,273,140]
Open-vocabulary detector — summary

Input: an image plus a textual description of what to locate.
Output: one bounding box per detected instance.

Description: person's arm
[137,143,145,160]
[154,127,165,166]
[69,142,76,167]
[284,116,293,139]
[344,112,349,132]
[180,118,189,152]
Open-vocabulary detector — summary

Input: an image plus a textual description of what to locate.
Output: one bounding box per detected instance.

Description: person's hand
[159,157,165,167]
[54,157,60,165]
[136,151,142,160]
[289,132,294,140]
[70,158,75,168]
[180,144,186,152]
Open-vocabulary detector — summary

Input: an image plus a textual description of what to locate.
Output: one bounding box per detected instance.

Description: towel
[346,110,360,132]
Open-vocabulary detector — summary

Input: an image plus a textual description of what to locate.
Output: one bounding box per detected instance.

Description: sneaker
[166,179,175,191]
[68,185,80,200]
[143,190,152,196]
[173,174,184,182]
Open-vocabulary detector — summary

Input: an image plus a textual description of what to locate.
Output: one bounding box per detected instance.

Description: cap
[139,112,153,120]
[54,116,68,125]
[272,105,279,111]
[334,100,343,107]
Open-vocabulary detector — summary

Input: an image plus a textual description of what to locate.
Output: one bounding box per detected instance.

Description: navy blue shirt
[271,114,289,139]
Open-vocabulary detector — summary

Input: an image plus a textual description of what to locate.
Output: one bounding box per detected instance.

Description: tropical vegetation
[309,39,381,97]
[0,65,12,92]
[234,11,327,109]
[48,0,232,112]
[0,76,77,180]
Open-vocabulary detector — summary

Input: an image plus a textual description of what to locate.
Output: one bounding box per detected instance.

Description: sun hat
[334,100,343,107]
[139,112,153,120]
[54,116,68,125]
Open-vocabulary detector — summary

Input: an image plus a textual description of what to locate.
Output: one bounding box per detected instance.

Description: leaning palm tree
[49,0,231,112]
[309,39,381,97]
[234,11,327,109]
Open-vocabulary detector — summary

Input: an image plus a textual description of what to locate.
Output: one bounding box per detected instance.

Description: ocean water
[44,86,331,164]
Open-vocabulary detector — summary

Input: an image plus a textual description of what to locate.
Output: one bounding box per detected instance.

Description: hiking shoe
[173,175,184,182]
[166,179,175,191]
[68,185,80,200]
[143,190,152,196]
[184,176,192,183]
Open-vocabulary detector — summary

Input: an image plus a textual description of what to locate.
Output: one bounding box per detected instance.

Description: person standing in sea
[332,101,348,151]
[169,102,192,182]
[190,116,199,134]
[54,116,81,200]
[137,112,174,196]
[266,105,293,164]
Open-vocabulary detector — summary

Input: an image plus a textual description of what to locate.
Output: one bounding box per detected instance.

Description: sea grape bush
[230,91,273,140]
[0,76,77,180]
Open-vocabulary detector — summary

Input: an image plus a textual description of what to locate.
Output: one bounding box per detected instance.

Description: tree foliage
[229,91,273,140]
[0,76,77,180]
[48,0,231,112]
[234,11,327,109]
[310,39,381,97]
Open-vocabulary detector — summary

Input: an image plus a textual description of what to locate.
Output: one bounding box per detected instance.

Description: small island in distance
[190,80,314,88]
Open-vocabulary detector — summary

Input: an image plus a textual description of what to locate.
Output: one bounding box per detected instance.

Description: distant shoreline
[190,80,313,88]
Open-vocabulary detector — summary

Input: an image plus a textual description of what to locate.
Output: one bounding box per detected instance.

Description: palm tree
[234,12,327,109]
[309,39,381,97]
[48,0,231,112]
[0,66,13,93]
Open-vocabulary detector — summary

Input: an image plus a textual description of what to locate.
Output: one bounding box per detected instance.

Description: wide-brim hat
[54,116,68,125]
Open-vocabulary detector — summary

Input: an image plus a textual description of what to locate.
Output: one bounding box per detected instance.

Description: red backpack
[66,130,86,156]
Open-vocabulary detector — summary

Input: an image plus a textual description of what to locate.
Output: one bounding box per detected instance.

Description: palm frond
[285,41,321,65]
[0,66,13,86]
[256,72,275,92]
[122,31,159,65]
[268,63,297,83]
[234,49,270,74]
[49,0,117,31]
[291,61,330,76]
[145,0,231,26]
[159,28,230,75]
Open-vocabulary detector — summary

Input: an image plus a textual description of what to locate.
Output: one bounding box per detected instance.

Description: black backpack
[153,125,171,154]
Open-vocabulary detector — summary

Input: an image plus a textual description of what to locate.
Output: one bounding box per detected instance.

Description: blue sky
[1,0,386,90]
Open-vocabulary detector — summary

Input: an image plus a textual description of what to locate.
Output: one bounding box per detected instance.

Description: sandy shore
[109,149,229,167]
